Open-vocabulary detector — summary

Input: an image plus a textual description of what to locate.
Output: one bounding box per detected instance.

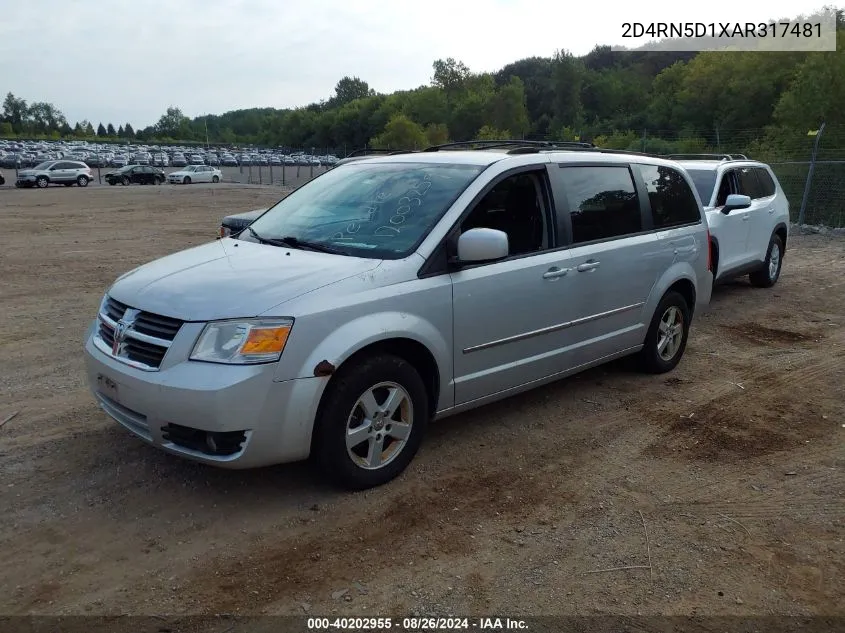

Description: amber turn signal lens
[241,326,291,355]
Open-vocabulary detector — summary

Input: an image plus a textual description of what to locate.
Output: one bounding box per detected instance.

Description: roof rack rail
[343,148,415,158]
[422,139,595,152]
[665,153,749,161]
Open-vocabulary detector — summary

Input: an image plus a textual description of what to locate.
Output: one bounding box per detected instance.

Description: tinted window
[715,172,735,207]
[736,167,764,199]
[755,168,776,197]
[558,166,641,243]
[684,169,718,206]
[639,164,700,227]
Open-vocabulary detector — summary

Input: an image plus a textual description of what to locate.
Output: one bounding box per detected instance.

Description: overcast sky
[0,0,831,128]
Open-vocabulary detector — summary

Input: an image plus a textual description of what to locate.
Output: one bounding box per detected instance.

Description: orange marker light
[241,326,290,355]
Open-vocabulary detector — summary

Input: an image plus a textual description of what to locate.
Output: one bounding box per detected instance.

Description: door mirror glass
[722,194,751,214]
[457,228,509,263]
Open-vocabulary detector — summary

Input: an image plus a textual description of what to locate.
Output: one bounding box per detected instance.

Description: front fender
[274,312,453,409]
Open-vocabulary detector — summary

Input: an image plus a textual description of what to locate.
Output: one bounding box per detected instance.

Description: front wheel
[121,176,130,186]
[77,175,89,187]
[36,176,49,188]
[183,176,191,184]
[639,291,691,374]
[313,354,428,490]
[749,234,784,288]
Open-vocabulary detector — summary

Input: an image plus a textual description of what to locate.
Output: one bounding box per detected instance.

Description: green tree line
[2,11,842,154]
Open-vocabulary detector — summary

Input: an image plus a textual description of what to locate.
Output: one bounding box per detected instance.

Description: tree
[117,125,125,137]
[73,122,83,136]
[370,114,428,149]
[424,123,450,145]
[124,122,134,137]
[0,121,13,136]
[477,125,511,140]
[2,92,28,130]
[84,121,95,136]
[155,106,190,138]
[330,76,374,108]
[488,76,530,137]
[97,122,107,136]
[107,123,116,136]
[431,58,471,103]
[550,50,585,129]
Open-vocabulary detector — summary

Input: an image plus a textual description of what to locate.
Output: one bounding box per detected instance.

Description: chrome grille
[95,296,183,371]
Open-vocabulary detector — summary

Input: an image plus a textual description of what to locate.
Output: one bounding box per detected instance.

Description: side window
[558,166,641,244]
[715,171,735,207]
[736,167,763,199]
[639,164,700,228]
[460,171,550,256]
[755,168,776,197]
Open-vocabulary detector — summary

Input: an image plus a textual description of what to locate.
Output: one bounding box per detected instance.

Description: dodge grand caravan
[83,141,714,489]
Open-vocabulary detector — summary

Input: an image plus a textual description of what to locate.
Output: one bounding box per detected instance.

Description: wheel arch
[773,222,788,251]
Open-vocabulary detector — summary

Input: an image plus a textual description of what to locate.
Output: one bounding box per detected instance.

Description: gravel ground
[0,183,842,619]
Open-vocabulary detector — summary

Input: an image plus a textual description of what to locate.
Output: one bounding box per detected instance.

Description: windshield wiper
[244,227,343,254]
[276,236,345,254]
[243,225,290,247]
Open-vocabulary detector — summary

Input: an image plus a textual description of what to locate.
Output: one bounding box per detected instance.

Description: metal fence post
[248,162,252,184]
[798,122,826,225]
[259,164,263,185]
[282,163,285,187]
[269,162,273,185]
[641,129,647,152]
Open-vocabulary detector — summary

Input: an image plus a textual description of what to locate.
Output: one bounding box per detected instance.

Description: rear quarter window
[638,164,701,228]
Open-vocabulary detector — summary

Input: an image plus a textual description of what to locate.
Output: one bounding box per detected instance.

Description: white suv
[673,155,789,288]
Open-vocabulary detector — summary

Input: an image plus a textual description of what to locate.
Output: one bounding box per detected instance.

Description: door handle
[542,266,570,280]
[768,208,775,214]
[576,260,601,272]
[742,215,750,221]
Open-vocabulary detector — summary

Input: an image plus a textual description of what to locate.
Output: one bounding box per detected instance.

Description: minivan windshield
[684,169,718,206]
[244,161,485,259]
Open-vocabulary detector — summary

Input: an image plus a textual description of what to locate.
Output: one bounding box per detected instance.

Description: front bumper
[83,322,325,468]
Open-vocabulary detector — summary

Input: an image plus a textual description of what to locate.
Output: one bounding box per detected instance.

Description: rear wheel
[313,354,428,490]
[76,175,89,187]
[212,175,219,183]
[749,234,783,288]
[639,291,691,374]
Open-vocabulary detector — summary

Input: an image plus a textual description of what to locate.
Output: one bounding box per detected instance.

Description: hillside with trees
[2,10,842,157]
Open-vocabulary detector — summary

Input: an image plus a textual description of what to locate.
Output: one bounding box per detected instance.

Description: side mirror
[456,228,509,263]
[721,194,751,214]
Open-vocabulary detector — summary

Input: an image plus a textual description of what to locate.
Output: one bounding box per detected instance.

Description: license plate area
[96,373,119,402]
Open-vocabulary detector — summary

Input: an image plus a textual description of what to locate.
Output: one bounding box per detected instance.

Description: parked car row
[0,139,340,170]
[83,140,790,492]
[10,162,224,188]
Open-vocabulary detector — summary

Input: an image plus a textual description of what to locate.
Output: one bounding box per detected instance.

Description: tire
[77,175,89,187]
[155,176,163,185]
[749,234,784,288]
[36,176,49,188]
[121,176,130,186]
[639,291,691,374]
[183,176,191,184]
[212,175,219,183]
[313,354,429,490]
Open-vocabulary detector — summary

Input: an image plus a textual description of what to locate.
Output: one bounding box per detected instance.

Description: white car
[671,155,790,288]
[168,165,222,185]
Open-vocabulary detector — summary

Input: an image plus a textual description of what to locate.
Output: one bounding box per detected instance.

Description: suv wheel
[639,291,691,374]
[76,175,89,187]
[36,176,49,188]
[121,176,130,186]
[313,354,428,490]
[749,234,783,288]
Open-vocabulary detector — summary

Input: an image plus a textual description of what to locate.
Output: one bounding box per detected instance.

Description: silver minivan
[83,144,713,489]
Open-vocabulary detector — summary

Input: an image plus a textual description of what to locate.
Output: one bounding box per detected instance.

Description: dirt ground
[0,184,842,620]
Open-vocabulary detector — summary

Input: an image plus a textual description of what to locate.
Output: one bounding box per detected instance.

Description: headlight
[190,318,293,365]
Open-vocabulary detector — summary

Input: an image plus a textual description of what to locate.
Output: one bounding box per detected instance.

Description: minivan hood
[108,239,382,321]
